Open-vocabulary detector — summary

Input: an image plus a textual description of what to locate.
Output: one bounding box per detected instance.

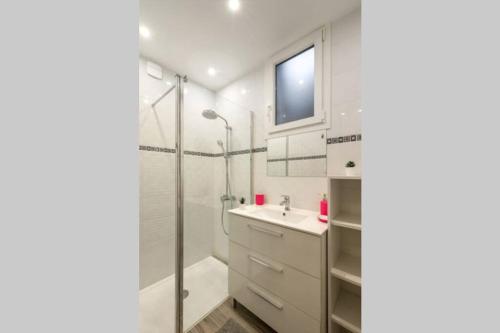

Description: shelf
[331,212,361,231]
[332,289,361,333]
[331,253,361,286]
[329,175,362,180]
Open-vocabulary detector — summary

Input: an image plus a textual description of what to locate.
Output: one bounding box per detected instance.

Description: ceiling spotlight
[341,112,346,116]
[298,79,304,85]
[358,109,363,113]
[139,25,151,39]
[228,0,240,12]
[241,89,247,95]
[208,67,217,76]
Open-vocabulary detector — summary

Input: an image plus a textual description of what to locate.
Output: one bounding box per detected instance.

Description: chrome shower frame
[174,74,188,333]
[149,75,187,333]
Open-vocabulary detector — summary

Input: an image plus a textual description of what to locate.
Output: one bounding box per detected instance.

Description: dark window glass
[275,46,314,125]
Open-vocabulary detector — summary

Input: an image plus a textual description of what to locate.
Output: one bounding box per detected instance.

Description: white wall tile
[327,141,362,176]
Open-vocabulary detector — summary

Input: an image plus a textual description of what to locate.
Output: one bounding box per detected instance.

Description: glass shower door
[138,59,178,333]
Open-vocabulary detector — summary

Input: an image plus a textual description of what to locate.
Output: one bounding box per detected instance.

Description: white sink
[252,208,308,224]
[228,204,328,236]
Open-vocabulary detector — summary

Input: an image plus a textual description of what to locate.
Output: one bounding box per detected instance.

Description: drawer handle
[248,255,284,273]
[248,224,283,238]
[247,284,284,310]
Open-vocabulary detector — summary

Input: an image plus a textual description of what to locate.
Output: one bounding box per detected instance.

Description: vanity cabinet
[228,212,327,333]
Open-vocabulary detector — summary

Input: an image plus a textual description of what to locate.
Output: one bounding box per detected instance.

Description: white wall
[216,8,361,211]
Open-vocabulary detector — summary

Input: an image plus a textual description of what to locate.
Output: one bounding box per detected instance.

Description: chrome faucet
[280,195,290,211]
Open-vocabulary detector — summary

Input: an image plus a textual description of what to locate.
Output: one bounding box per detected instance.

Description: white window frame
[266,25,331,137]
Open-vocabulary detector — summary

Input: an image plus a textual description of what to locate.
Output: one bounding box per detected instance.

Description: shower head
[202,109,218,120]
[201,109,230,129]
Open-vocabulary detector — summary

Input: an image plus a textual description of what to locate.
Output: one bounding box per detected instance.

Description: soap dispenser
[318,193,328,223]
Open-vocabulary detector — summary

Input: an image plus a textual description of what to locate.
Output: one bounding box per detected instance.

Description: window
[266,26,331,136]
[275,46,315,125]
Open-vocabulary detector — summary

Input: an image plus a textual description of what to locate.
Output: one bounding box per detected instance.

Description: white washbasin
[252,207,308,224]
[228,204,328,236]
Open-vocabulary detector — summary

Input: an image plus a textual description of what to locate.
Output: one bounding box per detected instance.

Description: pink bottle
[320,193,328,215]
[319,194,328,223]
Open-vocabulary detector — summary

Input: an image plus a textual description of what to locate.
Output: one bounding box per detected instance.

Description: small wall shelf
[331,253,361,286]
[331,213,361,231]
[329,175,362,180]
[328,177,362,333]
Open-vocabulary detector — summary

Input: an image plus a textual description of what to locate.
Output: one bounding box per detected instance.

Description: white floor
[139,256,228,333]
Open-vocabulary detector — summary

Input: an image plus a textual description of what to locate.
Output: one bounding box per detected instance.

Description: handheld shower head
[217,140,226,155]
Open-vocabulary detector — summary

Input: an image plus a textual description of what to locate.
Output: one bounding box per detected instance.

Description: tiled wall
[216,8,361,211]
[327,9,362,175]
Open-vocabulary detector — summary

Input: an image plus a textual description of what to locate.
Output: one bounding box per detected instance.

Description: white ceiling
[140,0,361,91]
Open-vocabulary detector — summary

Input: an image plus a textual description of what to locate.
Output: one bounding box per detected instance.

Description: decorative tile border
[184,150,218,157]
[141,133,362,156]
[252,147,267,153]
[267,154,327,163]
[327,134,362,144]
[139,145,267,157]
[288,154,327,161]
[267,157,287,163]
[139,145,176,153]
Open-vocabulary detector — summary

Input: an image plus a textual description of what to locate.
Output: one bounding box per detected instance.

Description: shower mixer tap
[220,194,236,202]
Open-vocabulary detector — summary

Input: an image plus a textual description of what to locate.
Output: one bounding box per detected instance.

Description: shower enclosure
[138,58,253,333]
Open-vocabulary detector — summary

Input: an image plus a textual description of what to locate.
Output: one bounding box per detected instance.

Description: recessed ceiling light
[298,79,304,85]
[228,0,240,12]
[166,81,172,86]
[208,67,217,76]
[241,89,247,95]
[341,112,346,116]
[139,25,151,39]
[184,89,188,94]
[358,109,363,113]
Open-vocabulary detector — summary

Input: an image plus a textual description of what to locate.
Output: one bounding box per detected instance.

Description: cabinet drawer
[229,214,322,277]
[229,269,320,333]
[229,241,321,320]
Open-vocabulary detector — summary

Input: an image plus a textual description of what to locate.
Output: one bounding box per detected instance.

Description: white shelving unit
[331,289,361,333]
[328,176,362,333]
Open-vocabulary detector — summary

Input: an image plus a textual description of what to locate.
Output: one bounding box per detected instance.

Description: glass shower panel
[182,86,252,332]
[138,58,177,333]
